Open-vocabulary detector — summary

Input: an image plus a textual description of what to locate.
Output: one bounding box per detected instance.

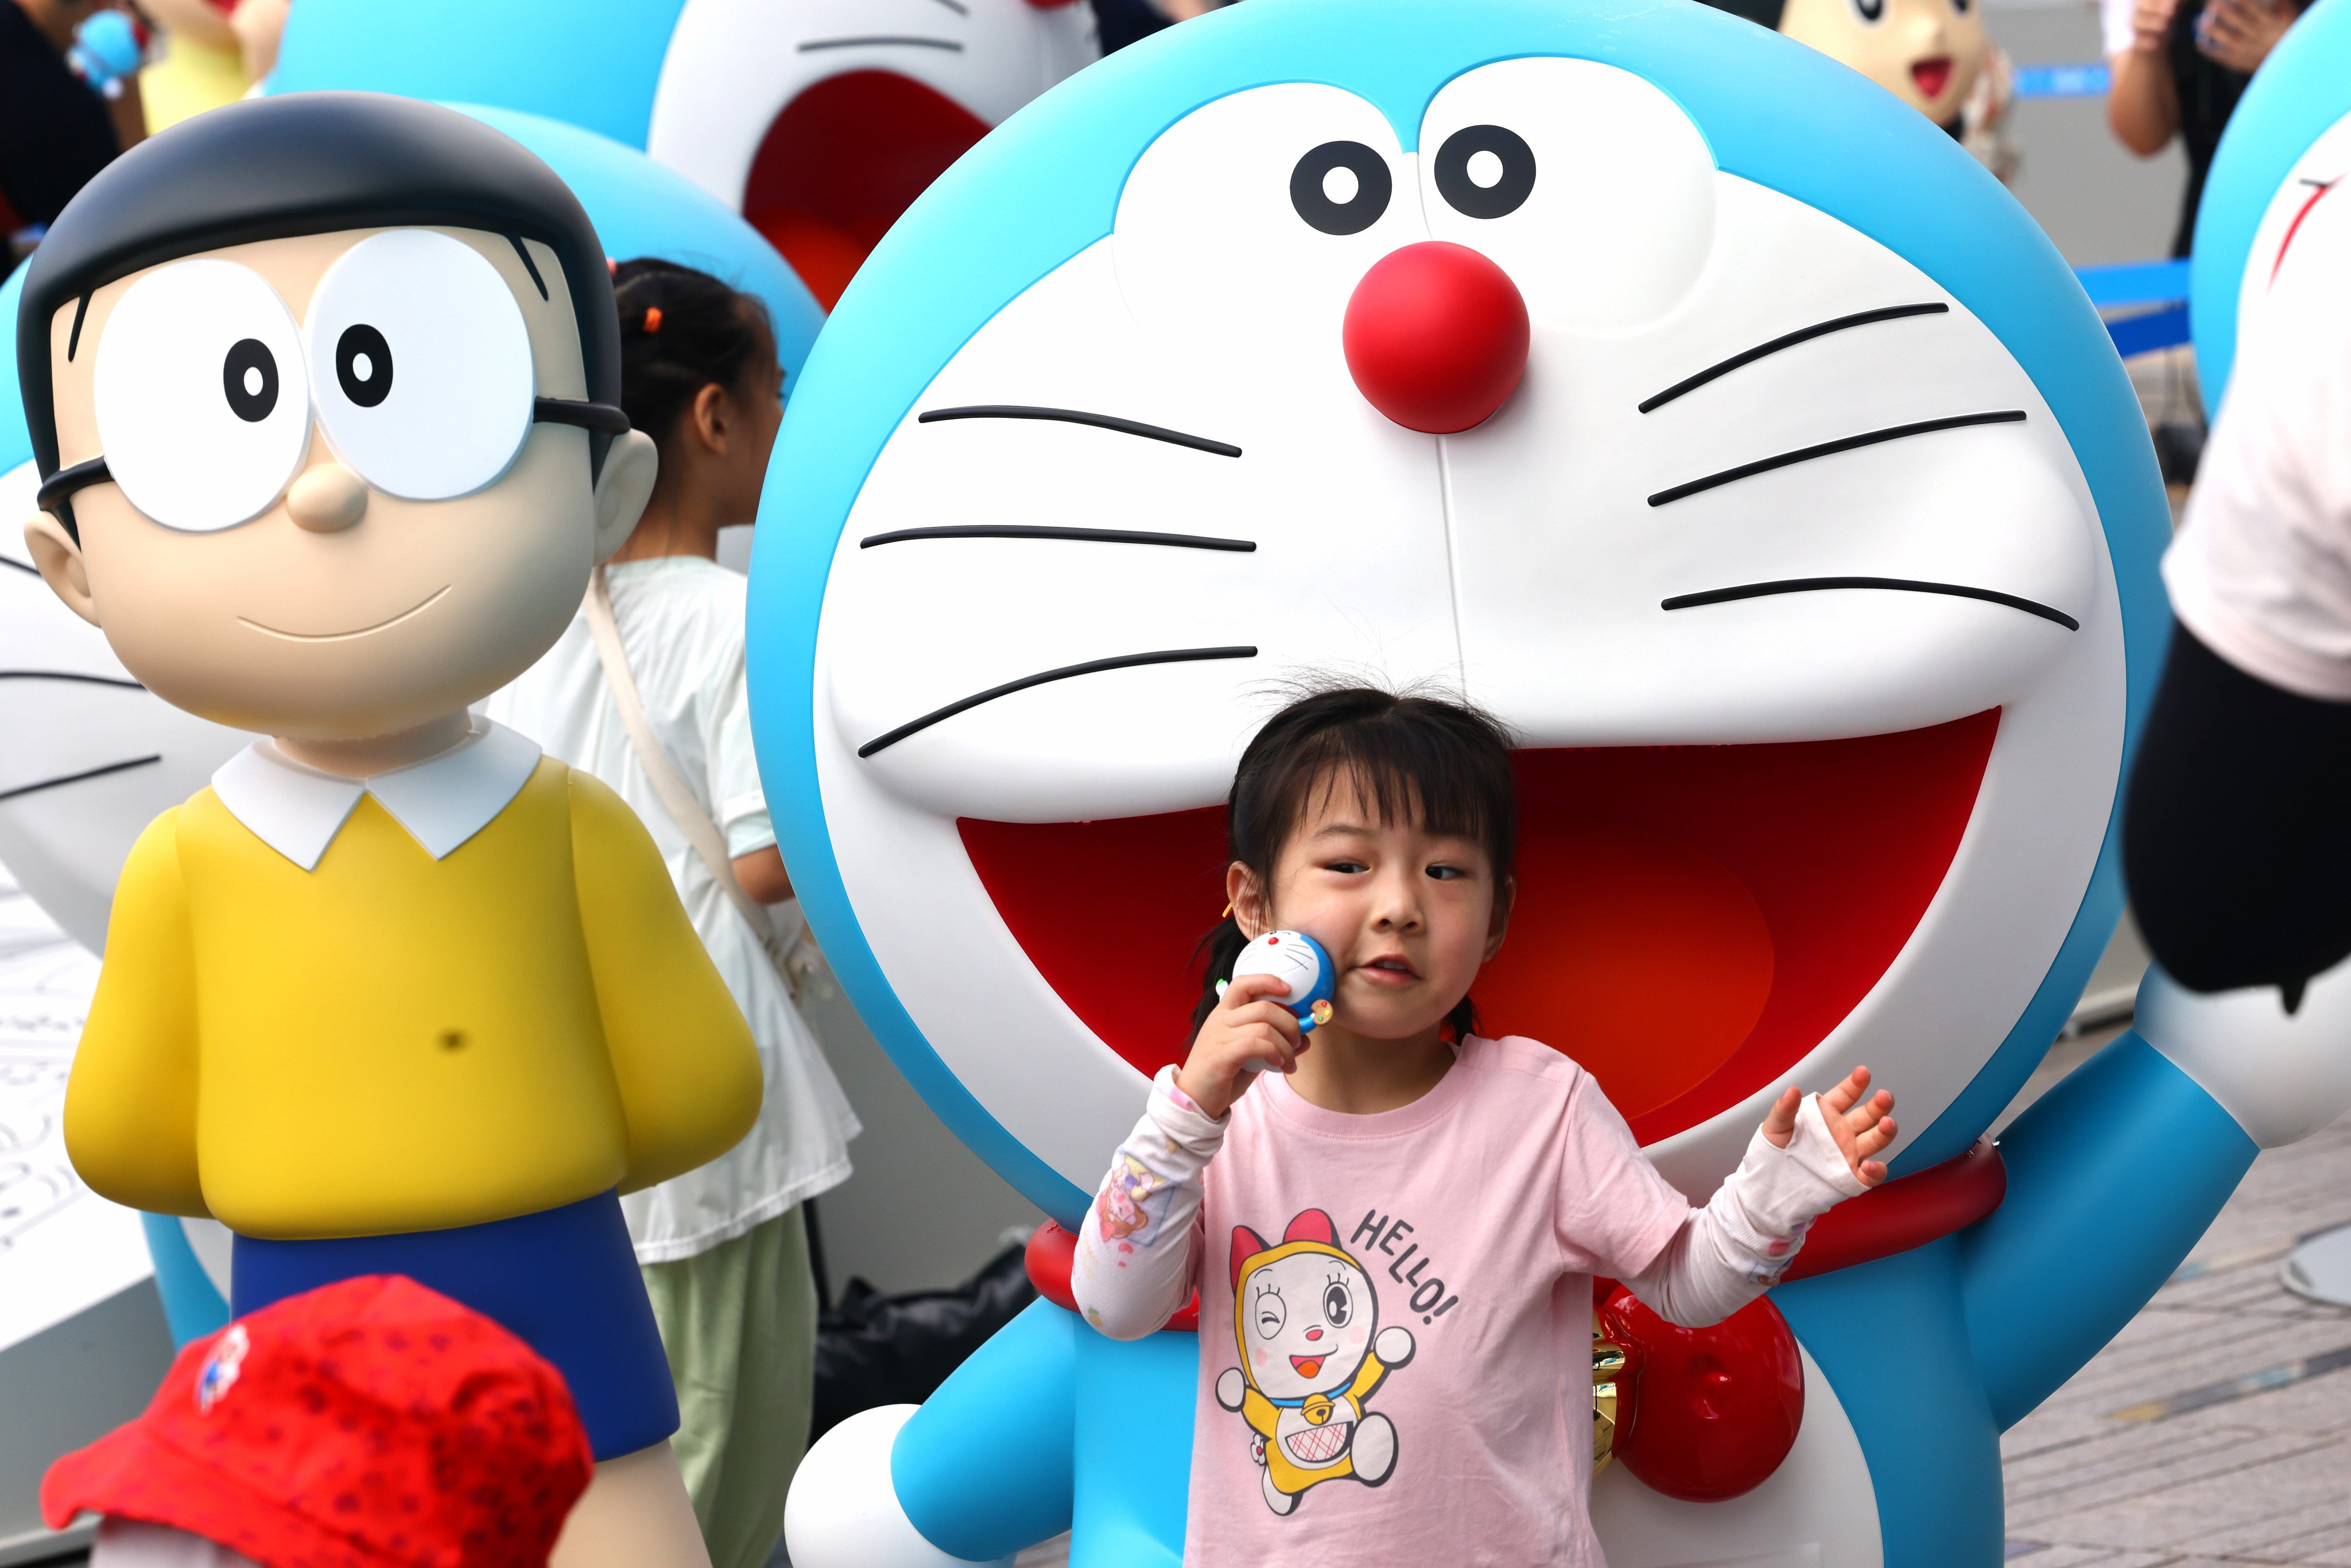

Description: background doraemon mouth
[644,0,1099,309]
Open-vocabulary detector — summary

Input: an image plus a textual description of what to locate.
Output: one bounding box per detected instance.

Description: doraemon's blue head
[267,0,1098,308]
[2188,0,2351,417]
[747,0,2170,1224]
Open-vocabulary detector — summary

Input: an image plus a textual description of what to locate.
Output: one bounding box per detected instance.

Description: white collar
[210,716,542,871]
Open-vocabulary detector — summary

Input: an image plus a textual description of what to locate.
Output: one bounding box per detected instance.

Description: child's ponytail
[1185,682,1517,1043]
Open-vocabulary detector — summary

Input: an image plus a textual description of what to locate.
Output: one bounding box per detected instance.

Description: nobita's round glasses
[37,230,629,535]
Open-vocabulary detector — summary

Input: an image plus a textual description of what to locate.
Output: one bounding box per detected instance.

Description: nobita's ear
[1284,1209,1339,1248]
[25,511,99,627]
[591,428,658,563]
[1231,1227,1268,1289]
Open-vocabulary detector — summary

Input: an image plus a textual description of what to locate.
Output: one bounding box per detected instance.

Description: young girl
[487,259,859,1568]
[1070,686,1896,1565]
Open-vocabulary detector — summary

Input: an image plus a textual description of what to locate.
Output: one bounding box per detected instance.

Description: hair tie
[642,306,663,334]
[607,257,619,276]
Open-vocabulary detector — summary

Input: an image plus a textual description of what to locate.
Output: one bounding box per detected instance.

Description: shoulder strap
[581,564,798,983]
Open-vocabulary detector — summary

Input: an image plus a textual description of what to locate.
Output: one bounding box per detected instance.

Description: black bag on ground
[810,1241,1037,1442]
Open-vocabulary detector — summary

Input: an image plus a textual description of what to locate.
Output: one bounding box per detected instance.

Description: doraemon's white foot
[1262,1468,1298,1515]
[1352,1414,1398,1485]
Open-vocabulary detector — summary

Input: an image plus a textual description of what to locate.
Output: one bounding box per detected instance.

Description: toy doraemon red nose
[1342,240,1530,433]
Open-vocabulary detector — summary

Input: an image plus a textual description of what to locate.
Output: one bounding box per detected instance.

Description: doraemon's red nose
[1343,242,1530,434]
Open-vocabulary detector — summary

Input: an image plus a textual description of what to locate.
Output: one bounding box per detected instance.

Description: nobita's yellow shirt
[64,719,762,1241]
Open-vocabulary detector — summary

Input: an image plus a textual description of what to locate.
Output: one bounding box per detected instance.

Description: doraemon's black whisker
[1661,577,2078,630]
[860,525,1255,553]
[1640,303,1951,413]
[1648,410,2027,506]
[860,646,1257,758]
[1,554,37,576]
[0,754,162,802]
[926,0,970,13]
[799,34,963,52]
[920,405,1243,457]
[0,670,145,689]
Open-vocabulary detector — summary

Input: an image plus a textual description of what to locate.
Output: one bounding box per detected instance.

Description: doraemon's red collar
[1025,1134,2005,1330]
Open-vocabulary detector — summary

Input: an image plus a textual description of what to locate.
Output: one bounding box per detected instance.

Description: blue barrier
[2074,259,2193,355]
[2015,61,2112,98]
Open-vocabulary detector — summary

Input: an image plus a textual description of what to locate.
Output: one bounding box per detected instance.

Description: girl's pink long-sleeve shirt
[1071,1034,1866,1568]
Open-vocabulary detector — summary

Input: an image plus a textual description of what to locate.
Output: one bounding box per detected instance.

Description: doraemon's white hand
[1763,1066,1897,1187]
[1374,1325,1415,1368]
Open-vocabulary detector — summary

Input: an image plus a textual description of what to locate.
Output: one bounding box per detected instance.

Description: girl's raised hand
[1176,973,1307,1120]
[1760,1066,1897,1187]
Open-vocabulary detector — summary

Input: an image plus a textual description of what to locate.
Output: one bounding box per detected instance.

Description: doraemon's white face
[646,0,1097,307]
[1243,1250,1378,1402]
[2233,108,2351,355]
[808,61,2124,1198]
[0,462,249,954]
[1229,931,1323,1006]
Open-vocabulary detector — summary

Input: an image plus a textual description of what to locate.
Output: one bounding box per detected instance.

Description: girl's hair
[1190,684,1519,1038]
[611,258,777,457]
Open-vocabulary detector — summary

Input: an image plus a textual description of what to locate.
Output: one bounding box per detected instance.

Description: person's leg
[548,1442,711,1568]
[642,1209,820,1568]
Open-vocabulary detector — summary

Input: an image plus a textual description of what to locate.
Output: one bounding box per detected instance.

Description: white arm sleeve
[1069,1066,1225,1341]
[1624,1095,1869,1328]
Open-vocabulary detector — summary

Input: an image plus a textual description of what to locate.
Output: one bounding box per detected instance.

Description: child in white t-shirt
[487,259,858,1568]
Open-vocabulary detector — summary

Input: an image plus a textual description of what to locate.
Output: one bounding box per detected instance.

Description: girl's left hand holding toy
[1762,1066,1897,1187]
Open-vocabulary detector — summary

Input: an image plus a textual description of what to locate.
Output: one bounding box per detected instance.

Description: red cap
[44,1275,595,1568]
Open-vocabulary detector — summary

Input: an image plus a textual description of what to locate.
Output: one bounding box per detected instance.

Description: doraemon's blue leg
[787,1298,1077,1565]
[786,1299,1198,1566]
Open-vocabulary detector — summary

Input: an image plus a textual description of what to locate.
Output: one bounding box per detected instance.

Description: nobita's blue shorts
[232,1189,674,1461]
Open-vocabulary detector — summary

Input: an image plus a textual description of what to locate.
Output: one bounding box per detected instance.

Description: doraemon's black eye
[1290,141,1393,236]
[1324,1280,1352,1326]
[336,323,394,409]
[1434,125,1537,220]
[222,339,278,424]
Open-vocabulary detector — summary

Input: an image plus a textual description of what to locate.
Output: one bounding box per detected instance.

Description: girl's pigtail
[1189,914,1251,1037]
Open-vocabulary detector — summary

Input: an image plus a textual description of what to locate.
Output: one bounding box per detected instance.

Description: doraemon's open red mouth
[743,72,991,311]
[960,712,1996,1144]
[1290,1354,1326,1378]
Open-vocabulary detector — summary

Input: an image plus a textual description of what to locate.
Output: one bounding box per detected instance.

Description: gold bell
[1303,1394,1334,1426]
[1592,1315,1628,1475]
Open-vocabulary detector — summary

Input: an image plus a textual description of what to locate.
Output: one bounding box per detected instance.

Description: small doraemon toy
[749,1,2351,1565]
[1223,930,1336,1034]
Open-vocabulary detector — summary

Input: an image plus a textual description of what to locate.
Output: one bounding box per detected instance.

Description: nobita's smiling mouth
[237,585,451,643]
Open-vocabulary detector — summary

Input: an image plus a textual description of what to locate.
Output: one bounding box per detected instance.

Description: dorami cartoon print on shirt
[1217,1210,1415,1516]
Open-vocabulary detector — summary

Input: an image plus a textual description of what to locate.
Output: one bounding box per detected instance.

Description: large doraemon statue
[744,1,2351,1565]
[2185,0,2351,417]
[266,0,1099,308]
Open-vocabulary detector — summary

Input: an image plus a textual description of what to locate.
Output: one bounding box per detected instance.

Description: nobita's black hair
[1190,683,1519,1039]
[16,91,622,540]
[611,258,779,465]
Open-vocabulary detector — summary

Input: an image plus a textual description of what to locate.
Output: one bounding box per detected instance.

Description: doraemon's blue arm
[1958,962,2351,1427]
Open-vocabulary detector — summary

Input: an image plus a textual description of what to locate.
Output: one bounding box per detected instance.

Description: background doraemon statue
[2184,0,2351,417]
[265,0,1099,308]
[744,1,2351,1565]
